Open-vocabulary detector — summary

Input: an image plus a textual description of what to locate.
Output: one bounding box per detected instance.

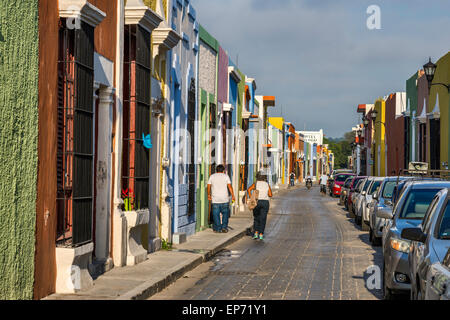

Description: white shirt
[207,173,231,204]
[320,175,328,185]
[256,181,270,200]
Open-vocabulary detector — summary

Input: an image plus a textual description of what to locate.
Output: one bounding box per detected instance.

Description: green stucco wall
[0,0,39,299]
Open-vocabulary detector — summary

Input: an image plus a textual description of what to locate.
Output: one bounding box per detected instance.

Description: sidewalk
[44,213,253,300]
[44,184,301,301]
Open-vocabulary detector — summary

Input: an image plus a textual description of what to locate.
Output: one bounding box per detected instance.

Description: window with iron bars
[187,79,196,216]
[122,24,151,211]
[56,19,95,247]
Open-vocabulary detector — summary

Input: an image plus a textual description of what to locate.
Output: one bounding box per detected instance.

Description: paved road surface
[150,186,384,300]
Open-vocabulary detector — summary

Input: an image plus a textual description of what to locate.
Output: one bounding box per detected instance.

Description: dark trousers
[253,200,270,234]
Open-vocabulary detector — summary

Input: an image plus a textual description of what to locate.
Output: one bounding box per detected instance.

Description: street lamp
[371,109,378,121]
[423,57,450,92]
[363,116,369,128]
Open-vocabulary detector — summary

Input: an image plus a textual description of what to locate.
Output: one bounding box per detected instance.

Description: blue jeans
[212,203,230,231]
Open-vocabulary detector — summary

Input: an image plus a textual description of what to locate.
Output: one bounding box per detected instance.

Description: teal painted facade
[0,0,39,299]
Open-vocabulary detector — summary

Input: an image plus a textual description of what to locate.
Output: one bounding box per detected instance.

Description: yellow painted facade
[428,52,450,169]
[373,98,386,176]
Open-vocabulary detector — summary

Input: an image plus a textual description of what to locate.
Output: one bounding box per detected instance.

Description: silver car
[358,177,384,231]
[380,181,450,299]
[369,177,411,246]
[349,179,366,218]
[426,254,450,300]
[403,188,450,300]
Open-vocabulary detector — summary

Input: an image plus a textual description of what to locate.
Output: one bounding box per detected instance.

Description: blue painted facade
[246,80,257,187]
[168,0,198,236]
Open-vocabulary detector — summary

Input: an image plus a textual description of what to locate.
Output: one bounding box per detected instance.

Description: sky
[191,0,450,138]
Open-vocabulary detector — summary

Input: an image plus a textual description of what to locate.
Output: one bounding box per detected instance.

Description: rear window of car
[382,181,397,199]
[344,178,353,188]
[336,174,351,182]
[362,179,372,191]
[438,202,450,240]
[369,181,382,195]
[399,189,441,219]
[352,178,363,188]
[355,180,364,191]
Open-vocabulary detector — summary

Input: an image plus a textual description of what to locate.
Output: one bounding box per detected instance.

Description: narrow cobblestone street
[150,186,383,300]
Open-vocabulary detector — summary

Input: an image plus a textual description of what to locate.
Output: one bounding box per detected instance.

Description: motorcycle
[306,178,313,190]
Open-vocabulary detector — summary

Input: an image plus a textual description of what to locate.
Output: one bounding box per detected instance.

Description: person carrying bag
[246,172,273,241]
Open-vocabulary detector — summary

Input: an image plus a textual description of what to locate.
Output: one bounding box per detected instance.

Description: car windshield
[336,174,351,182]
[369,181,382,195]
[399,189,441,220]
[382,181,397,199]
[438,202,450,239]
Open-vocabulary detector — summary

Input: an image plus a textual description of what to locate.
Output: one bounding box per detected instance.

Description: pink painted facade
[217,46,229,104]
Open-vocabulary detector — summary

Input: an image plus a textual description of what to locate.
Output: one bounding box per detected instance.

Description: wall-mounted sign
[298,130,323,145]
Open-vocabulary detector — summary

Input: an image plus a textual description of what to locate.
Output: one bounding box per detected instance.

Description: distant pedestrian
[247,172,273,241]
[207,165,235,233]
[290,172,296,186]
[320,173,328,194]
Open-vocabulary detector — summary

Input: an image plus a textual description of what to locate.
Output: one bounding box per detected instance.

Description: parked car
[339,177,354,206]
[425,249,450,300]
[379,180,450,299]
[349,178,366,218]
[356,177,383,231]
[346,176,367,212]
[354,177,372,221]
[369,177,412,246]
[402,188,450,300]
[330,169,352,179]
[332,173,355,198]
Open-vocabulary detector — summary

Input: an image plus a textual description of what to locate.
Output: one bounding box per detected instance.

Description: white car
[354,178,372,224]
[357,177,384,231]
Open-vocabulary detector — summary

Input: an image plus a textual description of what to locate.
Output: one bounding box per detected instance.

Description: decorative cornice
[242,110,251,119]
[228,66,241,83]
[223,103,234,112]
[246,77,257,91]
[59,0,106,28]
[152,28,182,58]
[125,0,163,33]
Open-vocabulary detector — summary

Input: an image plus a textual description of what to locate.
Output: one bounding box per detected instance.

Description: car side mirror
[362,191,366,196]
[401,228,427,243]
[373,194,378,200]
[376,209,393,220]
[385,200,393,207]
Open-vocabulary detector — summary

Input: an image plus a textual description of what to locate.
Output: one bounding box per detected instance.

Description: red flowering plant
[121,188,135,211]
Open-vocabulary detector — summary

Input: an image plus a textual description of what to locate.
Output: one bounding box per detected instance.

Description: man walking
[207,165,235,233]
[320,173,328,194]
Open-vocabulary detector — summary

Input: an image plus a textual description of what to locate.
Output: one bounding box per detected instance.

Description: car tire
[383,263,393,300]
[370,228,381,246]
[362,220,369,231]
[356,214,362,226]
[349,207,355,219]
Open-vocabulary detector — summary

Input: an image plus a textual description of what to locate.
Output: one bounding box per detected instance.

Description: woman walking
[247,172,273,240]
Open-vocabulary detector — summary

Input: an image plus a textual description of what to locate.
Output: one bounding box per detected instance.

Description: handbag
[247,188,259,211]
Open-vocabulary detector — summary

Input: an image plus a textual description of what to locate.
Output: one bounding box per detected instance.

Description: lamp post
[423,57,450,92]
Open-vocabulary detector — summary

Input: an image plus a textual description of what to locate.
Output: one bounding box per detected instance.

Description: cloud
[191,0,450,138]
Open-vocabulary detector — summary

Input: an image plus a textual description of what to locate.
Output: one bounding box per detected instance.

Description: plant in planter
[121,188,136,212]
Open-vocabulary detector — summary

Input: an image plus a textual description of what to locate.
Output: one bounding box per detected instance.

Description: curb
[117,222,252,300]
